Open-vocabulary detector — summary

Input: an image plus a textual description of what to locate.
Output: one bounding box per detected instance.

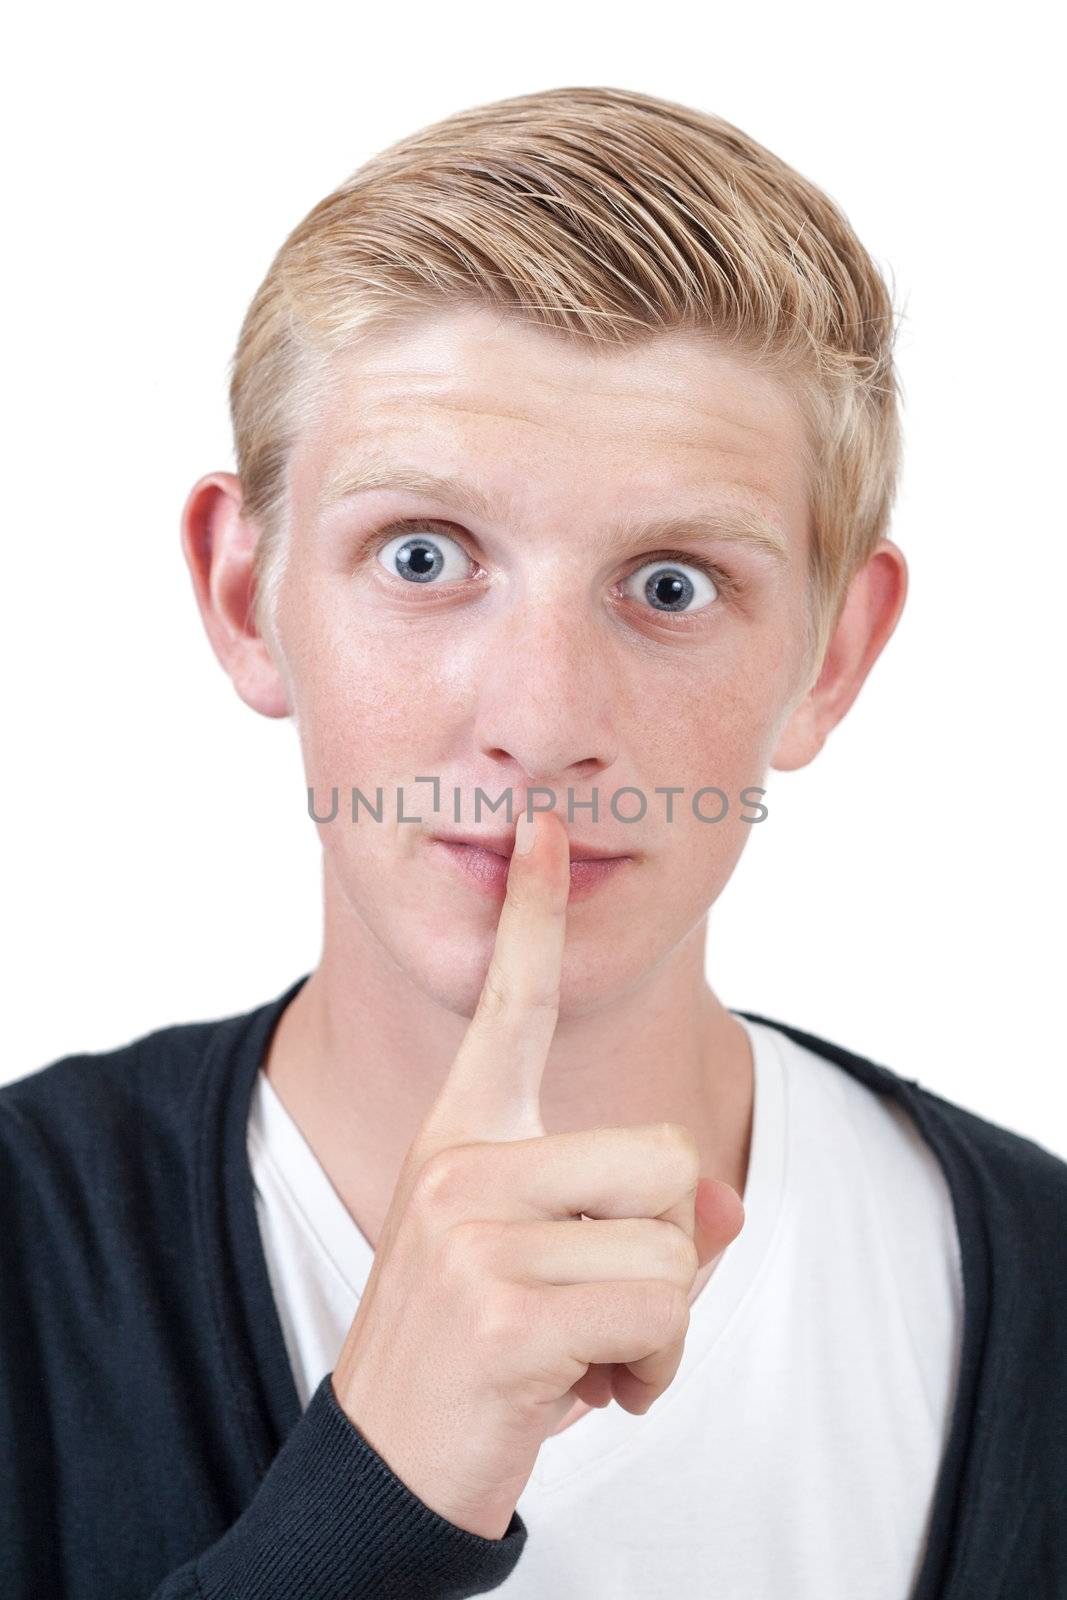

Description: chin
[399,909,652,1023]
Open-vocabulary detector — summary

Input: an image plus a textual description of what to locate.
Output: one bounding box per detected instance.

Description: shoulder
[0,1012,226,1167]
[0,990,305,1345]
[0,989,287,1226]
[1,971,308,1130]
[0,977,307,1199]
[0,1024,224,1281]
[902,1075,1067,1246]
[0,1016,230,1346]
[740,1009,1067,1230]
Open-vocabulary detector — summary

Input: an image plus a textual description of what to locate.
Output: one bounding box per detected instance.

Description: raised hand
[331,808,745,1539]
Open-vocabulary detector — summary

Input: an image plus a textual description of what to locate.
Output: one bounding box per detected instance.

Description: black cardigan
[1,974,1064,1598]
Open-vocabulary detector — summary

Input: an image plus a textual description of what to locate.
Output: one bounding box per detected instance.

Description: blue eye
[623,560,720,614]
[376,530,472,584]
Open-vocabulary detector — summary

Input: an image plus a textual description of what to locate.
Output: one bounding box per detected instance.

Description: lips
[430,835,633,901]
[430,831,631,862]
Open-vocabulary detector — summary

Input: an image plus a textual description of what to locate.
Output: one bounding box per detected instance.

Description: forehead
[291,303,811,538]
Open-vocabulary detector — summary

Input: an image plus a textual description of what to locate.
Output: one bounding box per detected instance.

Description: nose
[472,598,620,788]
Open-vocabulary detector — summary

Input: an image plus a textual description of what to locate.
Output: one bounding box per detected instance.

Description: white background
[3,2,1063,1157]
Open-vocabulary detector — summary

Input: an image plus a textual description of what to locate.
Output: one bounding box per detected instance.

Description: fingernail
[514,813,536,855]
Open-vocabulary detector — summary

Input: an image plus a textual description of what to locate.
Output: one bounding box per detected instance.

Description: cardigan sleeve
[148,1373,527,1599]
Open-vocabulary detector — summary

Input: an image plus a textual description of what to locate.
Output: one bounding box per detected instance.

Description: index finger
[416,808,571,1156]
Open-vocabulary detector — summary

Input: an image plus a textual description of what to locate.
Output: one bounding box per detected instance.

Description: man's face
[274,303,813,1017]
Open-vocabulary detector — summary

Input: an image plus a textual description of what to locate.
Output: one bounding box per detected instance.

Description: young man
[2,85,1064,1600]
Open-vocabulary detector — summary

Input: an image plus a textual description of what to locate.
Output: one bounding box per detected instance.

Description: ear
[180,472,291,719]
[771,539,908,771]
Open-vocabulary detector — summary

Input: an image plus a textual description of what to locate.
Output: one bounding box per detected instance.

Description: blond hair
[230,85,903,684]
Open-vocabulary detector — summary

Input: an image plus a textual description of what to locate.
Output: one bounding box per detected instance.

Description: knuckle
[655,1120,700,1183]
[642,1279,689,1340]
[410,1146,475,1214]
[671,1284,691,1336]
[475,1280,532,1354]
[437,1219,499,1287]
[476,961,511,1026]
[651,1119,685,1151]
[636,1218,694,1283]
[502,875,532,917]
[479,958,559,1022]
[663,1223,700,1282]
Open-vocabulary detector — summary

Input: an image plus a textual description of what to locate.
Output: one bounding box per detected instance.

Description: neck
[263,875,754,1251]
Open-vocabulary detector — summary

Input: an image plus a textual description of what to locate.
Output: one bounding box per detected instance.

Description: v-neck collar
[199,977,993,1598]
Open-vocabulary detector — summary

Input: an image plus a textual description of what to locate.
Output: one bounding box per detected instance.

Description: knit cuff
[195,1371,527,1599]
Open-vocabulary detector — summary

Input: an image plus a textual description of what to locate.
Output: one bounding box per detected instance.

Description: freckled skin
[278,305,815,1018]
[181,300,907,1298]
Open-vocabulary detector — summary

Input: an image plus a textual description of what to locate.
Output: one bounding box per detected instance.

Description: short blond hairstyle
[230,85,903,684]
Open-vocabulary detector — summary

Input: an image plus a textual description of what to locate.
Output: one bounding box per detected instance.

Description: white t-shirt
[248,1015,964,1599]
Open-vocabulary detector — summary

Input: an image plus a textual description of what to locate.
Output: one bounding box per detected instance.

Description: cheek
[632,656,781,793]
[284,592,455,785]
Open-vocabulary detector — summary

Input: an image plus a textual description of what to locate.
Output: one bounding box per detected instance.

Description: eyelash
[366,517,742,614]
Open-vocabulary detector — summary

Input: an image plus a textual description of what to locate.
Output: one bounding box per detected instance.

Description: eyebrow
[319,462,791,564]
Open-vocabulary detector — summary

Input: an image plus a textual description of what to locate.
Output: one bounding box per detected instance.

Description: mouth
[428,833,634,901]
[432,829,629,862]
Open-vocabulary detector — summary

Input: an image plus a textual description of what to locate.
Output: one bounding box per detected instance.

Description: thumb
[694,1177,745,1270]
